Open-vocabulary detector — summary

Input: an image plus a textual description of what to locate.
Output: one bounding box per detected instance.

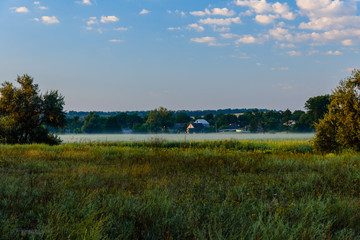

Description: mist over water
[59,133,315,143]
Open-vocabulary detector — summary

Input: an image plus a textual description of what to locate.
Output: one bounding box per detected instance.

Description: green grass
[0,140,360,239]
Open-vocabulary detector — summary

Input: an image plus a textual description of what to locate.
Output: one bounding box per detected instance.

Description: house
[194,119,210,128]
[283,120,296,127]
[187,123,205,133]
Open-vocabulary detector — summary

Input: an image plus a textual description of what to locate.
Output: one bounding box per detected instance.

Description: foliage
[0,74,65,144]
[314,70,360,152]
[103,115,122,133]
[305,94,331,123]
[2,140,360,239]
[175,112,191,124]
[215,113,238,129]
[81,112,104,133]
[145,107,175,133]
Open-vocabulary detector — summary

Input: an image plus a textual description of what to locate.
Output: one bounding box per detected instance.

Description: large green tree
[305,94,331,123]
[146,107,175,132]
[0,74,66,144]
[82,112,104,133]
[314,69,360,152]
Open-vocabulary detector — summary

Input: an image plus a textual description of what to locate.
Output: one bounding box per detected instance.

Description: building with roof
[186,123,206,133]
[194,119,210,128]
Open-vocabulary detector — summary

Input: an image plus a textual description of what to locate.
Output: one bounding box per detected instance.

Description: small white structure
[194,119,210,128]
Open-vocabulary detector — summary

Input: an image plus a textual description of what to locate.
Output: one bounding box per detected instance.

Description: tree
[104,115,122,133]
[175,113,191,124]
[314,70,360,152]
[0,74,66,144]
[145,107,175,133]
[305,94,331,123]
[67,116,83,133]
[82,112,104,133]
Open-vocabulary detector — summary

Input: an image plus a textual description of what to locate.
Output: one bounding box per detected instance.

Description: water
[59,133,314,143]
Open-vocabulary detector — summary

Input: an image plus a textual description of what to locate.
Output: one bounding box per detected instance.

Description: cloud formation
[199,17,241,26]
[100,16,119,23]
[11,7,29,13]
[76,0,92,5]
[191,36,216,43]
[41,16,60,24]
[140,9,151,15]
[190,8,236,17]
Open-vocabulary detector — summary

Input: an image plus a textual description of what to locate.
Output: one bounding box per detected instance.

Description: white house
[194,119,210,128]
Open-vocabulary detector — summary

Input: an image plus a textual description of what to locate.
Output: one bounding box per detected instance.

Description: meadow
[1,139,360,239]
[59,133,315,143]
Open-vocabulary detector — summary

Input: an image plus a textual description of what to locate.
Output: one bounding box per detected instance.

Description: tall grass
[0,140,359,239]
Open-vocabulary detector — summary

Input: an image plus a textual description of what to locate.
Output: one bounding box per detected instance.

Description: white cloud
[100,16,119,23]
[235,35,262,44]
[221,33,239,39]
[326,50,342,55]
[168,27,181,30]
[199,17,241,25]
[296,0,355,18]
[85,26,92,30]
[41,16,60,24]
[235,0,295,21]
[255,14,277,24]
[11,7,29,13]
[109,39,123,43]
[83,0,92,5]
[114,27,128,31]
[168,10,186,16]
[76,0,92,5]
[87,17,98,25]
[280,43,295,48]
[342,39,353,46]
[190,36,216,43]
[190,8,236,17]
[212,26,230,32]
[38,6,48,10]
[299,16,360,31]
[235,0,271,13]
[139,9,151,15]
[187,23,205,32]
[269,27,293,41]
[34,1,40,5]
[209,42,228,47]
[296,0,359,33]
[286,50,301,56]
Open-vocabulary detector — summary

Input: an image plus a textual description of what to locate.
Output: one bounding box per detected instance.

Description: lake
[59,133,315,143]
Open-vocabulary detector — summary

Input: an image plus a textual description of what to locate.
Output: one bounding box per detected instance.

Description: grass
[0,140,360,239]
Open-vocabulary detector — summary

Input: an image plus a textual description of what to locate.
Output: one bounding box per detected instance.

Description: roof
[195,119,209,125]
[188,123,205,130]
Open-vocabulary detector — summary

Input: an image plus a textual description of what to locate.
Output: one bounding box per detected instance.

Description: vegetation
[1,140,360,239]
[65,98,328,134]
[314,69,360,152]
[0,75,66,145]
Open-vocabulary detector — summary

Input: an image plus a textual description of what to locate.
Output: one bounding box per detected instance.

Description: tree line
[5,73,355,150]
[65,95,330,134]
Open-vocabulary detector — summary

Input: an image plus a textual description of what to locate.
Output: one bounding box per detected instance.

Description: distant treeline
[67,108,269,119]
[64,95,330,134]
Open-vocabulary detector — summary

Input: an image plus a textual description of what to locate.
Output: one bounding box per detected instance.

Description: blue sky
[1,0,359,111]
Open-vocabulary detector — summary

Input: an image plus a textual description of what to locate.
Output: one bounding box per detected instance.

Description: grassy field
[0,140,360,239]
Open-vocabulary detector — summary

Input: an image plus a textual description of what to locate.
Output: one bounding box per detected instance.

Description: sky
[1,0,359,111]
